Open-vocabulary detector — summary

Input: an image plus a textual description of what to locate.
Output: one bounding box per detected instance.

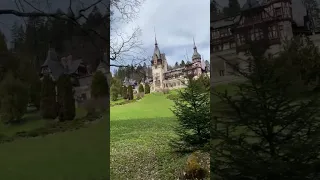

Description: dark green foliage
[0,31,8,53]
[40,75,57,119]
[138,84,144,93]
[180,60,186,67]
[127,85,134,100]
[171,77,210,151]
[110,84,119,101]
[211,41,320,179]
[0,72,29,124]
[91,71,108,98]
[122,86,128,99]
[57,74,75,121]
[145,83,150,94]
[29,73,42,110]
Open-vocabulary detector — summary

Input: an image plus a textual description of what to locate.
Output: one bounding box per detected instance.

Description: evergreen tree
[122,85,128,99]
[127,85,134,100]
[0,72,29,124]
[174,62,179,68]
[145,83,151,94]
[180,60,186,67]
[110,84,119,101]
[91,71,108,98]
[57,74,75,121]
[171,77,210,151]
[212,41,320,179]
[138,83,144,93]
[0,31,8,53]
[40,75,57,119]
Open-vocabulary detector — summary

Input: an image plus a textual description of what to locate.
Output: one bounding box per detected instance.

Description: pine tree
[0,31,8,53]
[212,40,320,179]
[171,77,210,151]
[180,60,186,67]
[138,84,144,93]
[145,83,151,94]
[111,84,119,101]
[40,75,57,119]
[127,85,134,100]
[91,71,108,98]
[57,74,75,121]
[122,86,128,99]
[0,72,29,124]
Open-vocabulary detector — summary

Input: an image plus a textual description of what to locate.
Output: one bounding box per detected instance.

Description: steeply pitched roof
[42,48,85,80]
[242,0,261,11]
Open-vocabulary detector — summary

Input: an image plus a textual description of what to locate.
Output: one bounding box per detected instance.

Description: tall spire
[192,37,201,61]
[154,27,158,45]
[153,27,161,59]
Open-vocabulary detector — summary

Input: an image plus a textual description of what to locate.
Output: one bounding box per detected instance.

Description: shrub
[127,85,134,100]
[40,75,58,119]
[57,74,75,121]
[91,71,108,98]
[138,84,144,93]
[184,153,208,179]
[110,84,119,101]
[0,72,29,124]
[145,83,151,94]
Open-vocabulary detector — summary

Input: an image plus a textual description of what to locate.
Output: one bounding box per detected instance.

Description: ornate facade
[40,48,108,106]
[211,0,320,84]
[151,36,209,92]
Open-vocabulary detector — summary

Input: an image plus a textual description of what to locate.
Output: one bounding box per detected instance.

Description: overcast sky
[117,0,210,67]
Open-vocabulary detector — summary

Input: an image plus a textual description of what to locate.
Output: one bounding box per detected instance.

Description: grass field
[0,109,109,180]
[110,92,192,179]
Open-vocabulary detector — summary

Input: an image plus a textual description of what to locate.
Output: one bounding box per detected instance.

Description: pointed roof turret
[192,37,201,61]
[153,27,161,59]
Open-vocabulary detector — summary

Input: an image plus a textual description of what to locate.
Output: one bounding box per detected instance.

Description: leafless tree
[0,0,146,68]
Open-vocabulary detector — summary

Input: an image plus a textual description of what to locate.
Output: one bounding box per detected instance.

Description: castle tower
[151,32,167,92]
[192,37,201,62]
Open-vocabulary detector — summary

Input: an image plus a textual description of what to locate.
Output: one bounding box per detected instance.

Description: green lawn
[0,109,109,180]
[110,92,190,179]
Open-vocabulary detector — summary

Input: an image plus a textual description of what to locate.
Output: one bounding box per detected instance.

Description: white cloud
[116,0,210,66]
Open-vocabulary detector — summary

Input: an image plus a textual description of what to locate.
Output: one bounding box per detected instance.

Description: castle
[40,48,108,106]
[211,0,320,84]
[150,36,209,92]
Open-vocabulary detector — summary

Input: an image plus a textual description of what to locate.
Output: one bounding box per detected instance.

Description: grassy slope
[0,111,109,180]
[110,92,189,179]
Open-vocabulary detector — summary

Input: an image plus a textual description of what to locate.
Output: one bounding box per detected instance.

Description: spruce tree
[40,75,57,119]
[212,41,320,179]
[171,77,210,151]
[57,74,75,121]
[145,83,150,94]
[127,85,134,100]
[0,72,29,124]
[91,71,108,98]
[122,86,128,99]
[110,84,119,101]
[138,84,144,93]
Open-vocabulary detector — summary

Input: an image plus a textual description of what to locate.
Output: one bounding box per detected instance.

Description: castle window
[275,7,282,17]
[268,25,278,39]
